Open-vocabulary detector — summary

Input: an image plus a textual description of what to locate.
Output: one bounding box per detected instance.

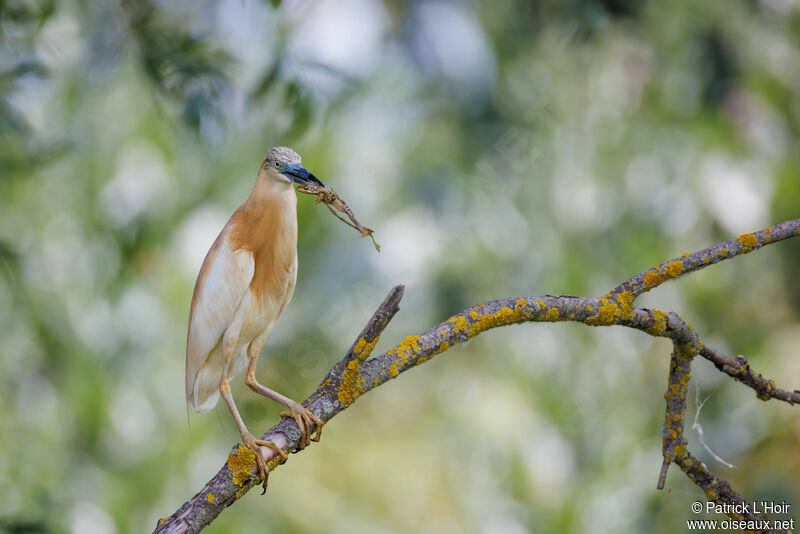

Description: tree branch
[700,345,800,405]
[155,218,800,533]
[610,219,800,298]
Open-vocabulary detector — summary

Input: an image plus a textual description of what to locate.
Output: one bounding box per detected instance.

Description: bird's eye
[274,162,281,169]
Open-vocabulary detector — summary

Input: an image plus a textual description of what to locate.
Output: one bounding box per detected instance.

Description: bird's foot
[242,433,287,493]
[280,402,324,449]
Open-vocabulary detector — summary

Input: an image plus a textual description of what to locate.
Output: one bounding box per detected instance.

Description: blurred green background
[1,0,799,532]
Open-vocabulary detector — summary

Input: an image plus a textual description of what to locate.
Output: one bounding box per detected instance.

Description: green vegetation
[1,0,798,532]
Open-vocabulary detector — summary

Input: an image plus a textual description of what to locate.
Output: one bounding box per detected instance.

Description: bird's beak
[284,163,326,187]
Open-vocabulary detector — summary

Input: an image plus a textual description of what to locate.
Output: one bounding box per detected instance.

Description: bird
[185,146,325,488]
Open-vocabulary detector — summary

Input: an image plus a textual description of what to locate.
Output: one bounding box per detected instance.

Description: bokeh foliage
[0,0,798,532]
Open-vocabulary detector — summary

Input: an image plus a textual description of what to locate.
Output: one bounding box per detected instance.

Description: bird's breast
[228,190,298,313]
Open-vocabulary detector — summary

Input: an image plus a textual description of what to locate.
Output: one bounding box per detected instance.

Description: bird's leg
[218,348,274,491]
[245,352,324,450]
[234,338,290,462]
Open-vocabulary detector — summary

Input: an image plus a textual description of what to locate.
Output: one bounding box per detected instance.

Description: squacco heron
[186,147,325,487]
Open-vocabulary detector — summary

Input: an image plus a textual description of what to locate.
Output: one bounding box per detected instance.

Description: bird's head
[262,146,326,188]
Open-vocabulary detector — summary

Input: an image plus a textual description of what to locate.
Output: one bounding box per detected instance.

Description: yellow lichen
[397,335,421,353]
[586,298,621,325]
[515,298,527,308]
[337,335,381,406]
[466,306,524,337]
[158,517,170,526]
[719,247,728,257]
[206,493,215,504]
[352,336,379,360]
[545,308,560,321]
[448,315,469,334]
[666,261,683,278]
[616,290,635,320]
[353,337,367,354]
[416,354,433,365]
[338,358,364,407]
[267,456,282,470]
[386,335,420,379]
[647,309,668,336]
[468,310,479,320]
[643,270,661,287]
[227,445,256,488]
[737,233,757,248]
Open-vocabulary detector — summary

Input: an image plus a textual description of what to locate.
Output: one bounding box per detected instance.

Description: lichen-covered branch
[657,330,697,490]
[155,218,800,534]
[700,345,800,404]
[610,219,800,298]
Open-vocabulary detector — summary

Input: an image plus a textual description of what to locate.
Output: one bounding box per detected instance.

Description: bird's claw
[254,438,288,461]
[280,405,324,449]
[242,435,287,493]
[242,437,270,492]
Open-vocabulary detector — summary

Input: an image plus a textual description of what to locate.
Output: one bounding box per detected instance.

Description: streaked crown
[264,146,301,167]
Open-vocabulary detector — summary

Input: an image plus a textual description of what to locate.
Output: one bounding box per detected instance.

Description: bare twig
[155,218,800,533]
[700,345,800,404]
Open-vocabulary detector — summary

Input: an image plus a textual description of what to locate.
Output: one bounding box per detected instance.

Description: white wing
[185,223,254,410]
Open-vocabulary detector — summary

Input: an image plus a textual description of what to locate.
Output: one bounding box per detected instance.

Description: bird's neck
[243,171,297,213]
[230,172,298,253]
[229,170,299,304]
